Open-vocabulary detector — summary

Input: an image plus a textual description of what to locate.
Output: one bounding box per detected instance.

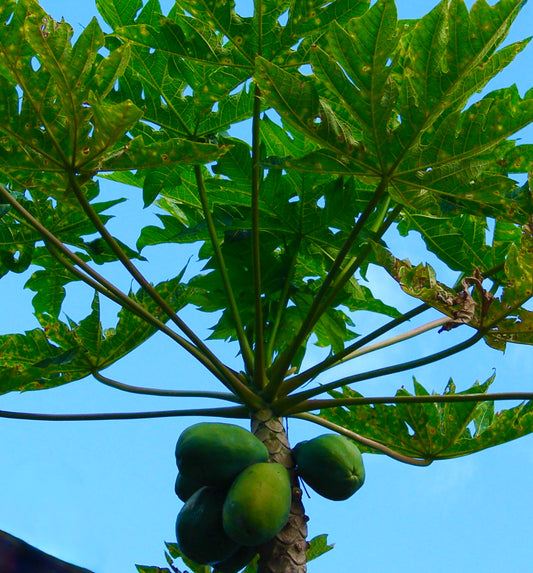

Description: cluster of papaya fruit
[174,422,291,572]
[173,422,365,572]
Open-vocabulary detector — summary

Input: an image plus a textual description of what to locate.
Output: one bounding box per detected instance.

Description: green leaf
[96,0,143,29]
[310,0,399,166]
[0,274,193,394]
[153,533,331,572]
[307,534,335,563]
[24,250,76,316]
[321,376,533,460]
[255,57,370,173]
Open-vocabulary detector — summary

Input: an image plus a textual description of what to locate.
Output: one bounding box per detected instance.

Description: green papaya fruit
[293,434,365,501]
[222,462,291,547]
[175,422,269,487]
[213,546,257,573]
[176,486,239,565]
[174,472,203,502]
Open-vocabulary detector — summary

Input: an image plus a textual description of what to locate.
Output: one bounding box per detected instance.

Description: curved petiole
[66,171,239,382]
[93,371,243,403]
[267,176,391,388]
[293,412,433,467]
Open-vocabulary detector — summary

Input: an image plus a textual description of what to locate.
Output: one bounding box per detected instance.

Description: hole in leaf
[30,56,41,71]
[278,9,289,25]
[466,420,477,437]
[288,195,300,203]
[234,0,254,17]
[338,63,357,87]
[15,85,23,114]
[291,38,303,51]
[405,422,416,436]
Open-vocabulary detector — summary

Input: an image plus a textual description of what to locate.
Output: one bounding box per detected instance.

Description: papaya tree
[1,0,533,571]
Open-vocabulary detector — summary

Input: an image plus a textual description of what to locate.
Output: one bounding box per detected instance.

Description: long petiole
[265,238,301,369]
[340,317,450,362]
[0,406,249,422]
[0,184,260,407]
[193,165,255,374]
[46,244,251,398]
[251,82,267,389]
[66,171,233,378]
[292,203,401,351]
[93,371,243,403]
[268,177,390,387]
[285,391,533,416]
[293,412,432,466]
[275,330,486,412]
[285,304,430,390]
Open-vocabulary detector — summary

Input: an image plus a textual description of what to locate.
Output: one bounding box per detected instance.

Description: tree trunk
[251,409,308,573]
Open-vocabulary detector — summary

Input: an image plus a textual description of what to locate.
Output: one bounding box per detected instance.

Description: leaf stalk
[93,371,243,403]
[286,391,533,416]
[0,406,249,422]
[267,176,390,389]
[193,165,256,374]
[293,412,433,466]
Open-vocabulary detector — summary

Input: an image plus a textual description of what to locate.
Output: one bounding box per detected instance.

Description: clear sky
[1,1,533,572]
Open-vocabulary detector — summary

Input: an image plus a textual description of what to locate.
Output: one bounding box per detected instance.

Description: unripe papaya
[213,546,257,573]
[293,434,365,501]
[174,472,203,502]
[176,486,239,565]
[175,422,269,487]
[222,462,291,547]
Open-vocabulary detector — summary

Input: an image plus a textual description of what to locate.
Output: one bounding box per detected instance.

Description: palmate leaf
[257,0,533,224]
[95,0,143,28]
[0,0,224,182]
[392,0,529,148]
[321,377,533,460]
[309,0,400,166]
[104,2,257,147]
[0,275,192,394]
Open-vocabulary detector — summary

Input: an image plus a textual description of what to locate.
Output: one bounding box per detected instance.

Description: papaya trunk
[251,409,308,573]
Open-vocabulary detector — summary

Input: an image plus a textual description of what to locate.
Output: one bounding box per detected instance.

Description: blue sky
[1,1,533,572]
